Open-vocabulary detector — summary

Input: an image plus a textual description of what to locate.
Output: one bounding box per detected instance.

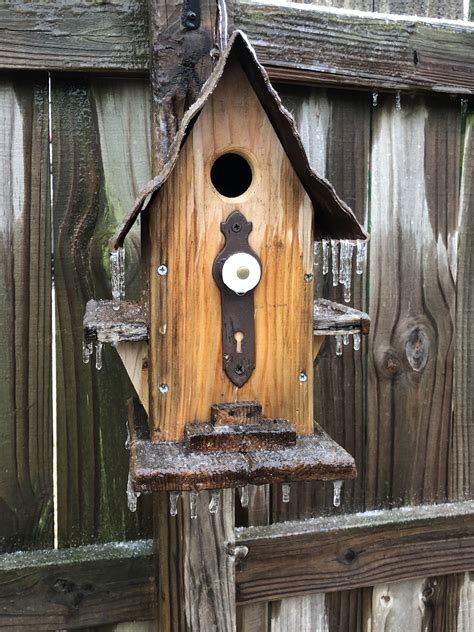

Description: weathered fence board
[0,75,52,552]
[0,539,155,630]
[52,77,153,546]
[373,0,464,19]
[0,1,473,97]
[236,501,474,603]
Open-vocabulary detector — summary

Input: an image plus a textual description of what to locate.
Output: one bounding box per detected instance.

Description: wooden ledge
[313,299,370,336]
[83,300,148,343]
[128,401,356,492]
[85,299,369,343]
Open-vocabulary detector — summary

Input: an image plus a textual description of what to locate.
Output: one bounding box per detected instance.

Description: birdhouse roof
[110,30,367,251]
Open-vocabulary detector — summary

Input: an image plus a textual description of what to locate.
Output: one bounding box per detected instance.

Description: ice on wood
[335,335,343,356]
[110,247,125,308]
[339,241,354,302]
[396,91,402,111]
[372,92,378,107]
[127,472,141,512]
[190,491,198,520]
[333,480,343,507]
[169,491,180,517]
[239,486,249,508]
[322,239,329,275]
[353,333,361,351]
[331,240,339,286]
[282,483,291,503]
[209,490,221,514]
[95,341,103,370]
[82,340,93,364]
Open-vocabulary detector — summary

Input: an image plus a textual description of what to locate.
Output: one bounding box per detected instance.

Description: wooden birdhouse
[83,31,369,511]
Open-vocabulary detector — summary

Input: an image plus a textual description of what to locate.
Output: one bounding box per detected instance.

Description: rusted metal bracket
[212,210,261,387]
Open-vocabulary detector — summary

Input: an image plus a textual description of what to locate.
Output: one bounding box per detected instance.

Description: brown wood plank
[0,540,155,630]
[0,1,148,73]
[0,75,53,552]
[374,0,464,19]
[237,2,474,95]
[0,2,473,97]
[52,77,153,546]
[235,501,474,604]
[367,93,460,508]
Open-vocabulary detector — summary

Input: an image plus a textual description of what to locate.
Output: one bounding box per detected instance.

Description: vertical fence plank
[0,75,52,552]
[265,86,370,632]
[52,77,153,547]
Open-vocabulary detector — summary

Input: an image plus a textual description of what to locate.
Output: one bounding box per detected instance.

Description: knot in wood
[405,326,430,372]
[380,349,402,378]
[337,547,358,565]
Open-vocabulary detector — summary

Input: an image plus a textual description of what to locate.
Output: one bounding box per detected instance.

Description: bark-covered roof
[111,30,367,252]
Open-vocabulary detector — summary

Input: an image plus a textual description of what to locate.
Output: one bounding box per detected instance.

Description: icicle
[82,340,93,364]
[339,241,354,303]
[313,240,320,261]
[372,91,378,107]
[95,341,103,370]
[335,335,343,356]
[343,334,350,346]
[282,483,291,503]
[353,333,361,352]
[333,480,343,507]
[239,486,249,508]
[322,239,329,275]
[356,240,367,275]
[209,490,221,514]
[190,491,198,519]
[395,91,401,111]
[127,472,140,512]
[331,240,339,286]
[110,247,125,309]
[169,492,180,517]
[125,421,131,450]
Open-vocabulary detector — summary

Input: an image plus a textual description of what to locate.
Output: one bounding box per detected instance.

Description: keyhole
[234,331,244,354]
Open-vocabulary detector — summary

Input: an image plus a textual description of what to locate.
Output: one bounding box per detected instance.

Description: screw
[232,223,241,233]
[186,10,196,19]
[235,364,244,375]
[299,372,308,382]
[159,384,169,394]
[304,273,313,282]
[157,264,168,276]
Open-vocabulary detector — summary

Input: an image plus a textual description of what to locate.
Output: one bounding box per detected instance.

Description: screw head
[304,273,313,282]
[157,264,168,276]
[159,383,169,394]
[231,222,241,233]
[235,364,244,375]
[237,266,250,280]
[298,372,308,383]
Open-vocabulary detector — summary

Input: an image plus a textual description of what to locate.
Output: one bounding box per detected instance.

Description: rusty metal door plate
[212,210,261,387]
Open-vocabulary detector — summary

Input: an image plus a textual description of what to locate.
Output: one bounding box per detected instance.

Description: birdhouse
[83,31,369,513]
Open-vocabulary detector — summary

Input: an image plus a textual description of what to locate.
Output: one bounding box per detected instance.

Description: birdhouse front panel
[148,59,314,442]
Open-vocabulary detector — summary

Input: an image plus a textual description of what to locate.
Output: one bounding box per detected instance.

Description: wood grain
[374,0,464,19]
[235,501,474,604]
[236,2,474,95]
[149,61,314,441]
[0,76,52,552]
[52,77,153,546]
[0,539,155,630]
[0,0,148,73]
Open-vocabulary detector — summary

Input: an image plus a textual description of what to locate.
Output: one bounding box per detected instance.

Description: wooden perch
[128,399,356,492]
[84,298,370,344]
[313,299,370,336]
[83,300,148,343]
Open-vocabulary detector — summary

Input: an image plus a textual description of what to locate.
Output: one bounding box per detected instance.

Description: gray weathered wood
[374,0,464,19]
[237,2,474,94]
[0,540,155,630]
[0,2,473,97]
[236,501,474,604]
[52,77,153,546]
[0,1,148,73]
[0,77,52,552]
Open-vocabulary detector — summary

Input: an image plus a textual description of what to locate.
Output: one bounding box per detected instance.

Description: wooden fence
[0,0,473,630]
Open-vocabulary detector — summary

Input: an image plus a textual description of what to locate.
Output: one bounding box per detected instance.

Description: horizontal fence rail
[235,501,474,604]
[0,1,473,95]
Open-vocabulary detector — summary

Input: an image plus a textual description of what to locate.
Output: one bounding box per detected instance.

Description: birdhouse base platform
[127,399,356,493]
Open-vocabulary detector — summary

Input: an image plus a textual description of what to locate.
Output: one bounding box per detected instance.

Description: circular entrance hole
[210,152,253,198]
